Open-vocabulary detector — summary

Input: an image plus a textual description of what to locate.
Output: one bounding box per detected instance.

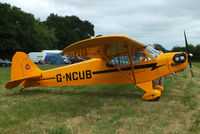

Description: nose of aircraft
[171,52,187,66]
[168,52,188,74]
[167,31,193,78]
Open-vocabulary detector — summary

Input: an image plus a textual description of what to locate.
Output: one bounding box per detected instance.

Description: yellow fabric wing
[62,35,146,58]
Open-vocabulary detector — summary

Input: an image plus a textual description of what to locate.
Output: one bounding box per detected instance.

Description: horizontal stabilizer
[5,75,41,89]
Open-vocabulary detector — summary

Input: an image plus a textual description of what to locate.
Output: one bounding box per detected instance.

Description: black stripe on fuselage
[93,63,165,75]
[40,77,56,81]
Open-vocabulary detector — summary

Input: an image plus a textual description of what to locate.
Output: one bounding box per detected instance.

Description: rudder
[5,52,42,89]
[11,52,42,81]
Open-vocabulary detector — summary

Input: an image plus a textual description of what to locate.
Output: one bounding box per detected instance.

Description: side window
[106,50,151,68]
[134,51,151,64]
[134,51,140,64]
[107,54,130,68]
[121,55,130,66]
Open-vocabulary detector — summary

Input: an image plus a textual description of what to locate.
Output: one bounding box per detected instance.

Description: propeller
[184,31,194,78]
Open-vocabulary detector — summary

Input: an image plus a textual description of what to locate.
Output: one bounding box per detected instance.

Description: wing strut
[127,43,136,83]
[102,54,133,83]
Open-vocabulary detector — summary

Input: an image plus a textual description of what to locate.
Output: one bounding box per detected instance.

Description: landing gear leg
[154,85,164,92]
[20,88,24,93]
[137,81,162,101]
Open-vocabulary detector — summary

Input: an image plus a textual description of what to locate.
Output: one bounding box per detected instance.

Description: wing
[62,35,146,59]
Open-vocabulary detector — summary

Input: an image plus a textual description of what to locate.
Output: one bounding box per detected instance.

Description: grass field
[0,63,200,134]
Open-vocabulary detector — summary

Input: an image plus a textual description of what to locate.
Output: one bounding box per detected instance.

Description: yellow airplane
[5,32,193,101]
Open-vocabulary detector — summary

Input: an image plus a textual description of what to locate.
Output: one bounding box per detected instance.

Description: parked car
[63,57,71,64]
[0,59,11,67]
[4,59,12,66]
[68,56,85,64]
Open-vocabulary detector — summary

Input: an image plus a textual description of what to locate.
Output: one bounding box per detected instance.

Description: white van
[28,50,65,63]
[28,52,46,63]
[41,50,62,54]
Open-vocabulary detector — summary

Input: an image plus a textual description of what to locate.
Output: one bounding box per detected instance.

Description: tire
[2,63,6,67]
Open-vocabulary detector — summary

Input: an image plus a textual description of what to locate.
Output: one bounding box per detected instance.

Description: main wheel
[142,89,161,101]
[2,63,6,67]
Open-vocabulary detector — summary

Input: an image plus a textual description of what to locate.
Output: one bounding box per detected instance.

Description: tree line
[154,44,200,61]
[0,3,199,61]
[0,3,94,59]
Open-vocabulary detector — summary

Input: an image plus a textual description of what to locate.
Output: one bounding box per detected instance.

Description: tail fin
[5,52,42,89]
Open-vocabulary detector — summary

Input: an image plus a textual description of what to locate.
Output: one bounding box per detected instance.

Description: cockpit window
[107,50,151,68]
[134,51,151,64]
[110,55,130,67]
[145,46,160,58]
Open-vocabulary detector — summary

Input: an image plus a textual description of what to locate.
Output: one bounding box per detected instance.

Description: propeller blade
[184,31,194,78]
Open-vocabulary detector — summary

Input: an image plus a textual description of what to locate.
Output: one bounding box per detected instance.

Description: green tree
[171,46,185,52]
[28,21,58,52]
[0,3,58,59]
[45,14,95,49]
[153,43,167,52]
[194,44,200,61]
[171,44,200,61]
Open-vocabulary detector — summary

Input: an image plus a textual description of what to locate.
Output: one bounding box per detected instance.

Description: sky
[1,0,200,49]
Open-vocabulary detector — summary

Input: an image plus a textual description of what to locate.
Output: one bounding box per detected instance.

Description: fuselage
[22,52,188,88]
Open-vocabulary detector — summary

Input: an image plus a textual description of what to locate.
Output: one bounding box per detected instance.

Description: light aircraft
[5,32,193,101]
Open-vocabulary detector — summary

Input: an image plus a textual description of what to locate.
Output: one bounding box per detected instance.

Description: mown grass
[0,63,200,134]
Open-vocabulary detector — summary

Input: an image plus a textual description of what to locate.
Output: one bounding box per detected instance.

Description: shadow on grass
[7,87,143,99]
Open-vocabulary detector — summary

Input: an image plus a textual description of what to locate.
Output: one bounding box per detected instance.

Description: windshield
[145,46,160,58]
